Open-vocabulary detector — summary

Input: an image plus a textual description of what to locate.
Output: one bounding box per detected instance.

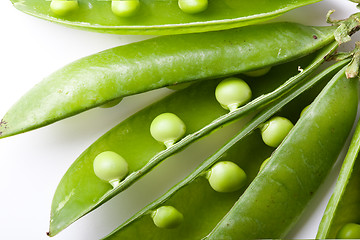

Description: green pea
[336,223,360,239]
[243,67,272,77]
[259,157,270,172]
[93,151,128,188]
[112,0,140,17]
[215,77,252,112]
[300,104,310,117]
[150,113,186,148]
[206,161,247,193]
[99,98,123,108]
[50,0,78,16]
[178,0,208,14]
[260,116,294,148]
[151,206,184,229]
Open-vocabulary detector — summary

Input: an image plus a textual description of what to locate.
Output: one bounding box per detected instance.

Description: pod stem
[346,42,360,79]
[327,11,360,44]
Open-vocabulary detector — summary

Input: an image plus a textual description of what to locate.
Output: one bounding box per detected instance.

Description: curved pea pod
[316,116,360,238]
[0,22,339,139]
[47,46,343,237]
[11,0,322,35]
[205,66,359,239]
[103,59,352,239]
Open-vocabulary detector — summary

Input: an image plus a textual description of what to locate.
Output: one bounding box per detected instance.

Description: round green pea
[151,206,184,229]
[215,77,252,112]
[336,223,360,239]
[300,105,310,117]
[93,151,128,188]
[260,116,294,148]
[207,161,247,193]
[178,0,208,14]
[259,157,270,172]
[100,98,123,108]
[112,0,140,17]
[150,113,186,148]
[243,67,272,77]
[50,0,78,16]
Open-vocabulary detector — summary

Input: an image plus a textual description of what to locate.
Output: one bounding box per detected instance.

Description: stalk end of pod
[327,10,360,45]
[346,42,360,79]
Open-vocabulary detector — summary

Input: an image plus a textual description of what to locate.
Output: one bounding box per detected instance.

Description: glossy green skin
[10,0,322,35]
[317,111,360,238]
[48,54,319,237]
[205,67,359,239]
[0,22,336,139]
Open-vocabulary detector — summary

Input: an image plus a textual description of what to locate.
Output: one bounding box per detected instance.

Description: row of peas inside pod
[50,0,208,16]
[91,71,298,230]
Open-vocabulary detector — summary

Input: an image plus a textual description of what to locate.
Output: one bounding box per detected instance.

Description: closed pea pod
[10,0,323,35]
[2,19,352,139]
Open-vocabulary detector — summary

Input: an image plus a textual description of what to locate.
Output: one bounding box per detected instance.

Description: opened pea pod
[317,109,360,239]
[104,58,358,239]
[10,0,322,35]
[48,43,344,236]
[2,16,360,139]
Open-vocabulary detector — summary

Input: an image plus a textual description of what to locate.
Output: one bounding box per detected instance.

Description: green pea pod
[316,109,360,238]
[11,0,322,35]
[0,22,339,139]
[205,66,359,239]
[102,59,350,240]
[47,44,339,237]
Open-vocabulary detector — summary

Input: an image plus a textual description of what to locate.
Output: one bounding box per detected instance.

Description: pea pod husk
[102,58,351,240]
[316,109,360,238]
[0,22,337,139]
[47,44,339,237]
[11,0,322,35]
[205,65,359,239]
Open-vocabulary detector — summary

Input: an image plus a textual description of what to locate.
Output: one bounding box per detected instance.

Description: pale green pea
[336,223,360,239]
[206,161,247,193]
[150,113,186,148]
[215,77,252,112]
[93,151,129,188]
[260,116,294,148]
[151,206,184,229]
[243,67,272,77]
[259,157,270,172]
[300,104,310,117]
[112,0,140,17]
[99,98,123,108]
[178,0,208,14]
[50,0,78,16]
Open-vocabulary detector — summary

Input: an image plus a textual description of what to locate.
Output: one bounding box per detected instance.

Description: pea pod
[316,110,360,238]
[103,59,353,240]
[48,45,340,237]
[205,65,358,239]
[0,20,346,139]
[10,0,322,35]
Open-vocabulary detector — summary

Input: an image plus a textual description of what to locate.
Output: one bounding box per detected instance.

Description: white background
[0,0,359,239]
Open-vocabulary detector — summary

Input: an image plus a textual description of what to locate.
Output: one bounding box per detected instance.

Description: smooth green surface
[93,151,128,184]
[11,0,322,34]
[151,206,184,229]
[48,52,321,236]
[0,22,336,139]
[336,223,360,239]
[317,108,360,238]
[205,66,359,239]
